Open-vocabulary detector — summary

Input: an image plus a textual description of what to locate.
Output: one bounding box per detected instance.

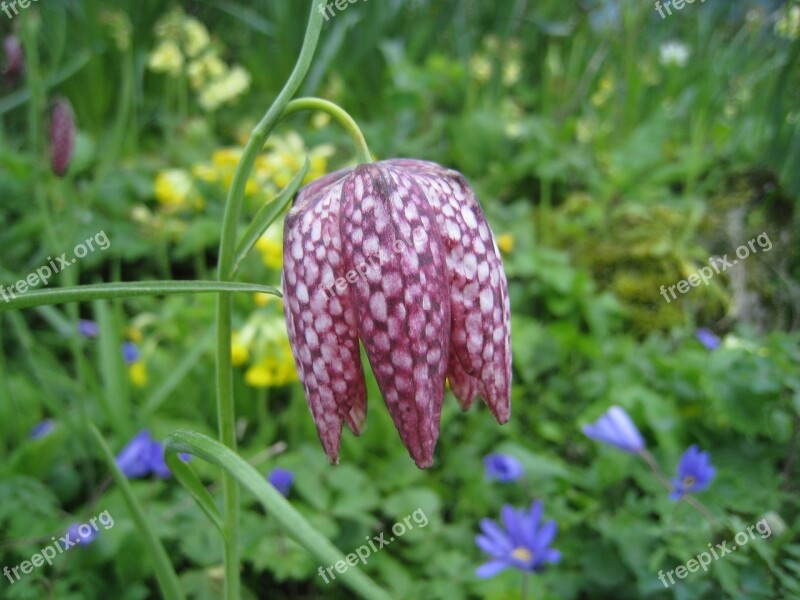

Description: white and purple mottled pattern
[282,159,512,469]
[340,165,450,468]
[282,174,367,465]
[384,159,511,423]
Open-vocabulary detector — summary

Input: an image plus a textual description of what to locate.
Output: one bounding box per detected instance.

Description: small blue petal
[267,467,294,497]
[115,430,154,479]
[122,342,140,364]
[483,453,524,482]
[30,419,55,440]
[696,328,721,350]
[583,406,645,453]
[78,320,99,338]
[476,559,510,579]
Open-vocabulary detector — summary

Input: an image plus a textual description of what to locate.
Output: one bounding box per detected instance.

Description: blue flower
[78,320,98,338]
[670,445,716,500]
[267,468,294,496]
[582,405,645,453]
[483,453,524,483]
[29,419,55,439]
[66,522,98,546]
[696,328,721,351]
[122,342,140,364]
[475,500,561,578]
[115,429,190,479]
[116,430,155,478]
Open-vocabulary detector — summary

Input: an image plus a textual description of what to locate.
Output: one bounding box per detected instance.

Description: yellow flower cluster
[152,131,333,215]
[470,36,523,87]
[147,7,251,111]
[775,5,800,40]
[232,306,298,388]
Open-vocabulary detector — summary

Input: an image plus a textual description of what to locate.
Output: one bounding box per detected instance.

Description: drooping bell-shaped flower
[50,98,76,177]
[282,159,511,468]
[2,35,24,87]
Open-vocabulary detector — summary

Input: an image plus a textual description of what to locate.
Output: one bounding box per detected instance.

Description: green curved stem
[89,425,185,600]
[165,430,392,600]
[214,2,325,598]
[281,97,373,164]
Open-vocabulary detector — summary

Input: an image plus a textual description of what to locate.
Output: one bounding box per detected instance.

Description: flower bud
[2,35,24,86]
[50,99,76,177]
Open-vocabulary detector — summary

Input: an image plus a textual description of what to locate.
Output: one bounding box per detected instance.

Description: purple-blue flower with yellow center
[267,467,294,497]
[582,405,645,453]
[475,500,561,578]
[670,444,716,500]
[483,453,524,482]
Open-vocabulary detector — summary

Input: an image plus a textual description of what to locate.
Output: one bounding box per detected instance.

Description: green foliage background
[0,0,798,598]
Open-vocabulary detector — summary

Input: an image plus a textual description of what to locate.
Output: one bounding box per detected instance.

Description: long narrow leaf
[142,328,215,417]
[0,280,281,313]
[232,156,309,275]
[164,430,392,600]
[164,453,225,536]
[89,424,185,600]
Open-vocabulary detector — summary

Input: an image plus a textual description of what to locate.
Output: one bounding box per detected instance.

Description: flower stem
[214,2,324,598]
[639,449,672,491]
[281,97,373,164]
[521,571,530,600]
[639,450,717,529]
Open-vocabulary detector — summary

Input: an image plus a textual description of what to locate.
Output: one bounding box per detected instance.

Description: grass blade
[89,424,185,600]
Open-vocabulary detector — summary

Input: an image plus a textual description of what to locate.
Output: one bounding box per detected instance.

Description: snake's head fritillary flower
[670,444,716,501]
[582,405,645,453]
[267,467,294,497]
[483,453,524,483]
[50,98,76,177]
[282,159,511,468]
[2,35,24,86]
[475,500,561,578]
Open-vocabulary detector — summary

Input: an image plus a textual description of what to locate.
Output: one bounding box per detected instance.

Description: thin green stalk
[89,425,185,600]
[281,97,373,164]
[214,3,325,598]
[165,430,392,600]
[0,281,280,313]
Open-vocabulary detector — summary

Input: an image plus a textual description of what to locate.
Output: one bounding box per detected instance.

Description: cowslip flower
[282,160,511,468]
[484,453,524,483]
[50,99,76,177]
[583,405,645,453]
[670,445,716,500]
[267,467,294,497]
[475,500,561,578]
